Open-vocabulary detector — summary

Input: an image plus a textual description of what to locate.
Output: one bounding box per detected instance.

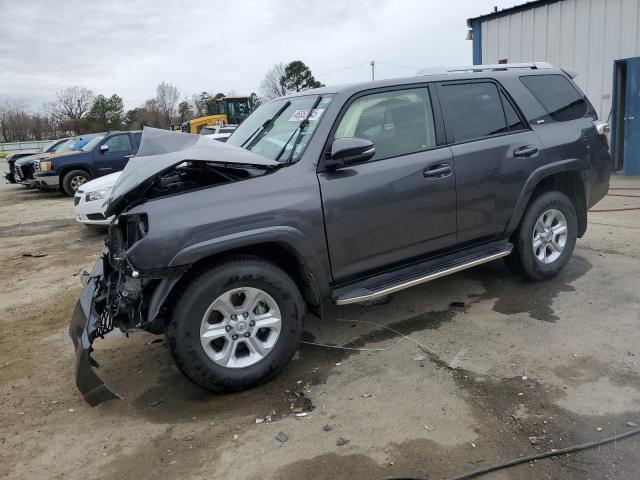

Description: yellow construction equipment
[182,96,252,134]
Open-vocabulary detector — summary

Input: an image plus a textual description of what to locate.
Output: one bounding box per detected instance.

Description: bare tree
[260,63,287,101]
[0,100,60,142]
[51,86,94,133]
[155,82,179,128]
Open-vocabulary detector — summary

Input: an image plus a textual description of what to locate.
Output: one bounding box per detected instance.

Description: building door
[613,57,640,175]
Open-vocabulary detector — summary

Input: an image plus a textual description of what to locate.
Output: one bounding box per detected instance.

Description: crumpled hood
[105,127,278,216]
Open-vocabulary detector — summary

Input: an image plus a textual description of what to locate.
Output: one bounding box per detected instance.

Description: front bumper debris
[69,256,122,406]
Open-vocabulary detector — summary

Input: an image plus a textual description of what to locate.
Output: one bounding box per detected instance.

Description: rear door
[436,80,545,244]
[318,85,457,282]
[93,133,136,175]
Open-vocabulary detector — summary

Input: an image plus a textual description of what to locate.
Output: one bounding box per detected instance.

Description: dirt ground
[1,163,639,480]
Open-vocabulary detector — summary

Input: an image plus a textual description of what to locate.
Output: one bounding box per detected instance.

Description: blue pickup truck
[34,130,142,195]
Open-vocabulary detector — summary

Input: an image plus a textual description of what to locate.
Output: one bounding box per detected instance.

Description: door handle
[513,146,539,158]
[423,163,452,179]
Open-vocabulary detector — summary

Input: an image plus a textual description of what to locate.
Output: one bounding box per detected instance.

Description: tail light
[593,120,610,147]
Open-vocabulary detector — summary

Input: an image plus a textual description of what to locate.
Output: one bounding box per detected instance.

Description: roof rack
[416,62,554,76]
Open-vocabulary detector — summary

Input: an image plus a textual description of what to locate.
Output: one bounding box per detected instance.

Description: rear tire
[62,169,92,196]
[505,191,577,281]
[166,256,305,392]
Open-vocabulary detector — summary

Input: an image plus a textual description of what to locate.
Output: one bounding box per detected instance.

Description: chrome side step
[333,242,512,305]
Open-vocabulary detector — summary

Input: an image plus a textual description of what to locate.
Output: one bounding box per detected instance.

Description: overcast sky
[0,0,519,111]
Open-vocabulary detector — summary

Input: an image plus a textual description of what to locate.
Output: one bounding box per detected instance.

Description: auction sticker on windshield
[289,109,325,122]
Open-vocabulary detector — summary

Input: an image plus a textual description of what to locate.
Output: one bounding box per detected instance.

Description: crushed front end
[69,213,186,406]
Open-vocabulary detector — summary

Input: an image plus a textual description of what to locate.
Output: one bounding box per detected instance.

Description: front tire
[62,169,92,196]
[166,256,305,393]
[505,191,577,281]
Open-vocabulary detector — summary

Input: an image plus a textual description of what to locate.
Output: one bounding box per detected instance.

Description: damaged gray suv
[70,63,611,405]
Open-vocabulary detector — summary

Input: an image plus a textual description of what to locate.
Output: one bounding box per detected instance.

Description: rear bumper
[69,256,121,406]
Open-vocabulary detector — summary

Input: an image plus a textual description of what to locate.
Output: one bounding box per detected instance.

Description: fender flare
[169,225,330,298]
[505,159,587,236]
[57,163,97,180]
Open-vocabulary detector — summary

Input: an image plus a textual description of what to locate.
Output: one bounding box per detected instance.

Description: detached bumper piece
[69,258,122,406]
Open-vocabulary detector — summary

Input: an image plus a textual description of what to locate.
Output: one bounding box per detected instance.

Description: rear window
[520,74,587,122]
[438,82,509,143]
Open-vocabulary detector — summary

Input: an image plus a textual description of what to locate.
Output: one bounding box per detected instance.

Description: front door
[623,57,640,175]
[94,133,135,175]
[318,86,457,282]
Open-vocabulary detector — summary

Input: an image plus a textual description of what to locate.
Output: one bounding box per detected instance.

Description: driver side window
[335,87,436,161]
[104,134,132,153]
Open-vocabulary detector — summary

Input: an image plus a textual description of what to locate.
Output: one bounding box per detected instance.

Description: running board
[333,241,513,305]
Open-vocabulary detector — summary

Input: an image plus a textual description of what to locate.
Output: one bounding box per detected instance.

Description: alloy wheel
[532,208,568,264]
[200,287,282,368]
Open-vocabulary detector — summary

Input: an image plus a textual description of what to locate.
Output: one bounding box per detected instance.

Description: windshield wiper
[241,100,291,149]
[274,96,323,163]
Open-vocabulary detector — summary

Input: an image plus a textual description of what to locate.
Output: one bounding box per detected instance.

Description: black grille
[87,213,106,220]
[21,164,34,180]
[90,310,115,341]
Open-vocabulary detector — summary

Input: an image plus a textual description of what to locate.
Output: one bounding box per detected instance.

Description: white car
[73,172,121,227]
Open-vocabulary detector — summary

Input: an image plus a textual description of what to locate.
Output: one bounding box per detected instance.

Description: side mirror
[326,137,375,170]
[100,144,109,153]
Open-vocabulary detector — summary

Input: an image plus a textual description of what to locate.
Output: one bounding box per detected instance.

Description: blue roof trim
[467,0,564,26]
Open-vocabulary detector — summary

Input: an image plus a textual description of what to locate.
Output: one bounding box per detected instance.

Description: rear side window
[438,82,510,143]
[335,87,437,161]
[520,74,587,122]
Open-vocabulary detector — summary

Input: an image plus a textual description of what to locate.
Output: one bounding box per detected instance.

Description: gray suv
[70,63,611,405]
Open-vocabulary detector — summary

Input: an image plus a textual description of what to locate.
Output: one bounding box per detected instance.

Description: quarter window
[104,134,132,152]
[334,88,437,161]
[501,92,526,132]
[520,74,587,122]
[439,82,509,143]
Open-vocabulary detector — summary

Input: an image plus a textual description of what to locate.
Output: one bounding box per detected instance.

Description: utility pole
[370,60,375,81]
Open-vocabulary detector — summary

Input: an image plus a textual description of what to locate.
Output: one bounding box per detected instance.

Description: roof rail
[416,62,554,76]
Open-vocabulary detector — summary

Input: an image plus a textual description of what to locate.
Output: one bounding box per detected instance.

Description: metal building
[468,0,640,174]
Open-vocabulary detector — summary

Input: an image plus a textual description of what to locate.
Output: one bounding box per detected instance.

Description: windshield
[42,140,60,153]
[227,95,332,163]
[80,135,105,152]
[52,139,75,152]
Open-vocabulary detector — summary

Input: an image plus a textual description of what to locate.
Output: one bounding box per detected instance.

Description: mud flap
[69,258,122,406]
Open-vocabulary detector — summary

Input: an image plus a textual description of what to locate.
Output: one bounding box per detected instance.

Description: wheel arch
[506,160,588,238]
[147,228,330,329]
[57,164,94,190]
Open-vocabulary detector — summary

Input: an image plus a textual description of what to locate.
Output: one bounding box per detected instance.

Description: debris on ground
[449,301,465,308]
[67,408,74,413]
[296,412,308,417]
[627,421,639,427]
[274,431,288,443]
[323,425,334,432]
[529,435,545,445]
[147,399,164,408]
[232,434,239,442]
[22,251,47,257]
[596,427,603,432]
[336,437,350,446]
[413,354,426,361]
[290,391,314,414]
[361,393,372,398]
[255,417,264,424]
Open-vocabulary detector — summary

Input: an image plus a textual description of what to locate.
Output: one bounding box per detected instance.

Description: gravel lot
[1,161,639,480]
